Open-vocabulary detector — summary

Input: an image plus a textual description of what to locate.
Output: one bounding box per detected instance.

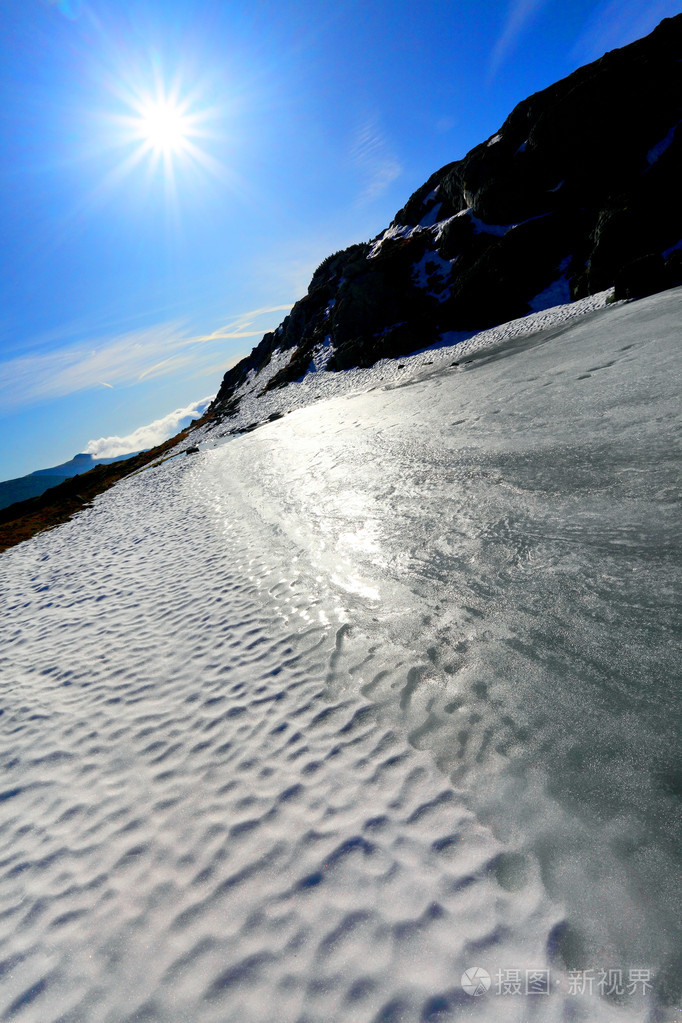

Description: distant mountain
[209,15,681,420]
[0,452,141,512]
[30,452,140,479]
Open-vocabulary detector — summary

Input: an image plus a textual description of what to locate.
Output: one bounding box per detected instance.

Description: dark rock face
[211,16,682,418]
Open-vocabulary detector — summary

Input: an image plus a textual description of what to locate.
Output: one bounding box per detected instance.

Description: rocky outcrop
[211,15,682,418]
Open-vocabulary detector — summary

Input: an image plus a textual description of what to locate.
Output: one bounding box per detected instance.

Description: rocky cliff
[210,15,682,418]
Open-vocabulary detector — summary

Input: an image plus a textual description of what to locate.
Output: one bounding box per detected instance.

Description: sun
[137,98,191,155]
[103,72,222,191]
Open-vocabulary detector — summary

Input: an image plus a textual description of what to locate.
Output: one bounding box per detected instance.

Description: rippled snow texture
[1,290,680,1022]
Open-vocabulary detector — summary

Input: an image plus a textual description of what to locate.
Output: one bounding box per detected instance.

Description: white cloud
[489,0,549,77]
[351,116,402,204]
[85,395,215,458]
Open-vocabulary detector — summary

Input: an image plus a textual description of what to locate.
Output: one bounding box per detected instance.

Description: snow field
[1,287,680,1021]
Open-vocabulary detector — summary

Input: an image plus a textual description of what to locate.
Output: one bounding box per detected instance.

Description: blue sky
[1,0,678,480]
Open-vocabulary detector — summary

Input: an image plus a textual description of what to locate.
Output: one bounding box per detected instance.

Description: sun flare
[106,72,222,192]
[138,99,190,154]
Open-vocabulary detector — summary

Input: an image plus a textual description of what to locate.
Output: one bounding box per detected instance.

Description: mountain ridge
[0,452,142,512]
[208,14,681,422]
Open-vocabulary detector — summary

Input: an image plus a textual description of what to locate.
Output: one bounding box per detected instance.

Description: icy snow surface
[197,290,614,439]
[1,289,681,1022]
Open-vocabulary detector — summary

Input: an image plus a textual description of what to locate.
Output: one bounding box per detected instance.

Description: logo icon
[461,967,491,996]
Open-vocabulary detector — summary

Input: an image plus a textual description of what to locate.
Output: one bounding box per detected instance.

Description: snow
[367,222,416,258]
[232,345,299,402]
[458,208,553,238]
[418,202,442,227]
[663,237,682,258]
[527,256,573,311]
[194,289,614,442]
[371,205,553,258]
[1,287,681,1021]
[646,121,679,165]
[486,133,502,146]
[410,247,455,301]
[307,335,333,374]
[469,212,511,236]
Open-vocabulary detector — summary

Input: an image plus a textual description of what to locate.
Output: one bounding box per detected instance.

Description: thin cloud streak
[138,354,195,382]
[188,305,293,343]
[0,304,293,412]
[0,321,189,412]
[489,0,549,78]
[571,0,680,62]
[351,116,402,204]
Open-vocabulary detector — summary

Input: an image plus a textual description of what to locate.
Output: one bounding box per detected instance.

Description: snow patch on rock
[647,121,680,165]
[418,202,442,228]
[528,257,573,312]
[411,248,456,302]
